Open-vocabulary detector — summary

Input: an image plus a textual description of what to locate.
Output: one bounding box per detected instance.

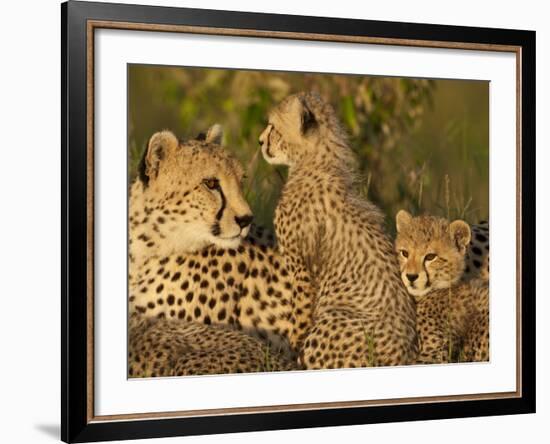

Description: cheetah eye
[203,178,219,190]
[424,253,437,261]
[400,250,409,258]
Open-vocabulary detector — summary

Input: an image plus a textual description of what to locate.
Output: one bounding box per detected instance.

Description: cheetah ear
[289,95,317,135]
[395,210,413,233]
[204,124,223,145]
[449,220,471,252]
[140,130,178,185]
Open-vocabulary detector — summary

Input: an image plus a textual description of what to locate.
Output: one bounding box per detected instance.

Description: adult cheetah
[395,210,489,363]
[128,127,298,376]
[259,92,418,368]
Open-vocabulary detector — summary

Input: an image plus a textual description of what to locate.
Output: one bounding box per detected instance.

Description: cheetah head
[394,210,471,297]
[259,92,354,168]
[136,126,253,253]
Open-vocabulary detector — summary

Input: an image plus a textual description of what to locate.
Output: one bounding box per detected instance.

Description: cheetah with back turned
[259,92,418,368]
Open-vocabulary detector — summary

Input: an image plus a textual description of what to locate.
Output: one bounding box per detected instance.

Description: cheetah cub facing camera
[259,92,418,368]
[394,210,489,364]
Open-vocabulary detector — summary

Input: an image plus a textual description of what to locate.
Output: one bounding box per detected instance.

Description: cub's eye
[400,250,409,258]
[203,178,219,189]
[424,253,437,261]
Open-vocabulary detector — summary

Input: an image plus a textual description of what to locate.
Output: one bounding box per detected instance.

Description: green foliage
[128,65,488,229]
[362,322,377,367]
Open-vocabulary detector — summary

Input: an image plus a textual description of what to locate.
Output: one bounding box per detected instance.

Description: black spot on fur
[475,233,488,243]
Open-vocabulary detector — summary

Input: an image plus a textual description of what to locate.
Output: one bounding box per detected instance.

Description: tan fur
[395,210,471,297]
[395,211,489,363]
[129,129,300,376]
[129,315,296,377]
[129,128,252,266]
[260,92,419,368]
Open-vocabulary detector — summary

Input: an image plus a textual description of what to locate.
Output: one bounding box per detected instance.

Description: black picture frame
[62,1,536,442]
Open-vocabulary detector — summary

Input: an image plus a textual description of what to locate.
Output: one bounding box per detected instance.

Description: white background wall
[0,0,547,443]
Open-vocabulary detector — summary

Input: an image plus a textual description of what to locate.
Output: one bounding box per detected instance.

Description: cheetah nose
[235,214,254,229]
[406,273,419,283]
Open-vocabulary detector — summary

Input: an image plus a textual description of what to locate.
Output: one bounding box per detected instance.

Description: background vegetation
[128,65,489,231]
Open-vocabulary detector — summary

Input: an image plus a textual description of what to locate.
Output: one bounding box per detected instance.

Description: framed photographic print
[61,1,536,442]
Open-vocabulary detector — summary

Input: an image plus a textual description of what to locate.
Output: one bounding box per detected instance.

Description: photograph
[59,2,535,441]
[127,65,490,377]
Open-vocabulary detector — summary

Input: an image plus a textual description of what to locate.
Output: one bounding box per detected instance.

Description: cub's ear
[140,130,178,185]
[395,210,413,233]
[288,95,317,135]
[205,124,223,145]
[449,220,471,252]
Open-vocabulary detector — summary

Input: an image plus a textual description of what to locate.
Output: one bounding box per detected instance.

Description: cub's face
[394,210,471,297]
[259,93,320,167]
[259,123,292,166]
[138,126,253,252]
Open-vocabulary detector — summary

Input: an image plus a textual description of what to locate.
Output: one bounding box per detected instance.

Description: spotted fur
[395,211,489,363]
[464,221,490,281]
[259,92,419,368]
[129,128,299,376]
[128,316,296,377]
